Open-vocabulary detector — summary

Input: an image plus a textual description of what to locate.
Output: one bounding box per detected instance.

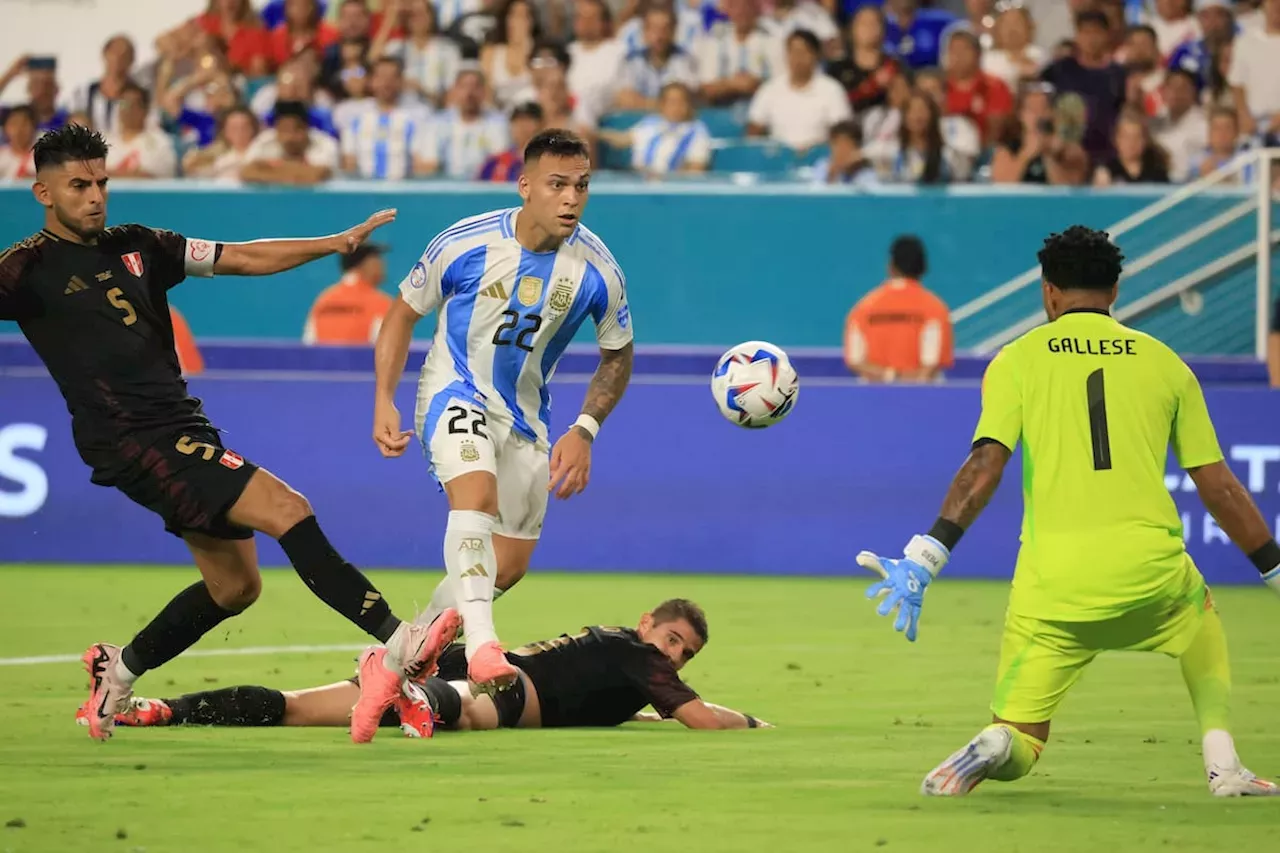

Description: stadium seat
[710,141,796,174]
[795,144,831,168]
[699,106,746,138]
[597,141,633,171]
[598,110,647,131]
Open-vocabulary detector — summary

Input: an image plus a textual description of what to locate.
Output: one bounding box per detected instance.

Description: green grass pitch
[0,566,1277,853]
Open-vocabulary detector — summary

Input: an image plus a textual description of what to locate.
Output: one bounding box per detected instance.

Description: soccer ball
[711,341,799,428]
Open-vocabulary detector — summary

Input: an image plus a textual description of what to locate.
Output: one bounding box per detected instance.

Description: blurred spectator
[1095,0,1130,54]
[374,0,463,108]
[1024,0,1089,53]
[618,0,709,55]
[241,100,339,183]
[66,111,94,129]
[182,106,262,178]
[991,84,1089,185]
[953,0,999,52]
[1228,0,1280,142]
[883,0,958,68]
[327,38,373,101]
[1124,25,1167,117]
[534,63,595,136]
[871,91,956,184]
[1146,0,1201,59]
[914,68,980,179]
[321,0,375,84]
[1041,10,1128,162]
[482,0,541,109]
[747,30,851,152]
[68,36,138,136]
[1166,1,1235,87]
[1052,37,1079,63]
[1093,108,1171,184]
[271,0,341,67]
[303,244,392,345]
[262,0,329,31]
[0,106,38,181]
[103,85,178,179]
[341,58,433,179]
[421,69,509,177]
[173,75,240,149]
[568,0,625,122]
[170,307,205,377]
[252,56,338,135]
[1152,68,1208,181]
[943,29,1012,145]
[843,235,953,384]
[434,0,487,35]
[811,120,878,187]
[771,0,842,60]
[1192,106,1251,179]
[0,57,69,134]
[697,0,780,107]
[826,6,902,116]
[862,70,913,150]
[1238,0,1267,32]
[615,5,700,110]
[190,0,272,76]
[478,102,544,180]
[602,82,712,175]
[982,5,1045,91]
[1204,35,1238,111]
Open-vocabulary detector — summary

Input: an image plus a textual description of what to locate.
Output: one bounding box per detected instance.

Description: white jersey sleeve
[577,227,633,350]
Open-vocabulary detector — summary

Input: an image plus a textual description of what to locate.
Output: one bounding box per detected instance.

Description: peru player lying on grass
[78,599,772,736]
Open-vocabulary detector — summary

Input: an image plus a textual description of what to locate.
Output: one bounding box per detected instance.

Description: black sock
[121,582,238,676]
[167,686,286,726]
[278,516,401,642]
[423,677,463,728]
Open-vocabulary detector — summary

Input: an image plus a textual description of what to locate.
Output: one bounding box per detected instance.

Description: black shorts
[101,426,258,540]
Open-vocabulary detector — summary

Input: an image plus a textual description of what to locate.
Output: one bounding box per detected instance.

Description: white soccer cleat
[1208,766,1280,797]
[81,643,134,742]
[921,727,1013,797]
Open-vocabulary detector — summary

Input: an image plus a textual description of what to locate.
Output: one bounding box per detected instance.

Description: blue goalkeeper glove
[856,535,950,642]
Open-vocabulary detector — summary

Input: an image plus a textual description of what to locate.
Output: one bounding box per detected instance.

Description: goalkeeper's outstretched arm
[1188,460,1280,591]
[929,440,1013,551]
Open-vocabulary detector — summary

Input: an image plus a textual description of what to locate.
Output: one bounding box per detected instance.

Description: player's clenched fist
[548,429,592,499]
[373,401,413,457]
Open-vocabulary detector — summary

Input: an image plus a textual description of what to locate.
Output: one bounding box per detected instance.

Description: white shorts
[416,393,549,540]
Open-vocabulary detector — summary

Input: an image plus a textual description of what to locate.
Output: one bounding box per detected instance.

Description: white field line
[0,643,365,667]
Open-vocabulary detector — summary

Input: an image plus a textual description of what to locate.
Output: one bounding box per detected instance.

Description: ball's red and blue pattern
[710,341,799,428]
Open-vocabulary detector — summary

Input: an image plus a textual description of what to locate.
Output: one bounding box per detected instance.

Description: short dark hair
[3,105,36,127]
[120,81,150,110]
[1037,226,1125,291]
[786,28,821,57]
[1126,24,1157,43]
[1165,67,1199,90]
[523,128,589,164]
[890,235,927,279]
[652,599,708,644]
[531,40,570,71]
[510,101,544,122]
[274,100,311,125]
[33,123,109,171]
[1075,10,1110,31]
[948,29,982,54]
[829,119,862,146]
[373,55,405,74]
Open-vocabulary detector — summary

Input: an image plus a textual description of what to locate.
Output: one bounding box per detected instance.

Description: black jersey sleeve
[621,646,700,718]
[140,226,190,291]
[0,240,42,321]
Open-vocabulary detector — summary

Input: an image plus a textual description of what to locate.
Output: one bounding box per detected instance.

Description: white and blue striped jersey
[401,208,633,448]
[694,22,781,85]
[340,106,433,180]
[619,6,707,54]
[423,108,510,179]
[619,48,700,100]
[630,116,712,173]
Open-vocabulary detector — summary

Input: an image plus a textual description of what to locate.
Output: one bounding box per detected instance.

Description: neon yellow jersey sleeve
[1172,367,1224,470]
[973,345,1022,451]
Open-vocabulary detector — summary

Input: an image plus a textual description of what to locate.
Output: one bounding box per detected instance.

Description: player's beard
[60,207,107,242]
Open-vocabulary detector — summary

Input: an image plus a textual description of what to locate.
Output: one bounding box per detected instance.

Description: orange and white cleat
[1209,766,1280,797]
[467,640,519,698]
[396,680,436,739]
[921,727,1013,797]
[76,697,172,729]
[81,643,133,742]
[351,609,459,744]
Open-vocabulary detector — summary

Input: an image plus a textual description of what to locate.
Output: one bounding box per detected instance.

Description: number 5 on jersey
[107,288,137,326]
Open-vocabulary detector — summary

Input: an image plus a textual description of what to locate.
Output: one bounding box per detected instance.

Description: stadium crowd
[0,0,1276,185]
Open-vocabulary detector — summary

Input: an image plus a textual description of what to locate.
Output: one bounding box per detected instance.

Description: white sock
[112,656,139,687]
[443,510,499,658]
[414,576,458,627]
[1203,729,1240,773]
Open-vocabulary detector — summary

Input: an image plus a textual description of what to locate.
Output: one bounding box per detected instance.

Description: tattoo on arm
[939,441,1012,530]
[581,342,634,426]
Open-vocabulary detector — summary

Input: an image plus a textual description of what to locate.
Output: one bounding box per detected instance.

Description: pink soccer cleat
[396,680,436,739]
[81,644,133,742]
[350,610,459,744]
[76,697,172,728]
[467,641,519,698]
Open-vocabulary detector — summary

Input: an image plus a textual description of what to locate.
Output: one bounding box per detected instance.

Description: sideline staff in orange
[303,243,392,345]
[844,236,954,383]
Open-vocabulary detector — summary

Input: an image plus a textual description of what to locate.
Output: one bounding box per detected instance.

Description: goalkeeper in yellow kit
[857,226,1280,798]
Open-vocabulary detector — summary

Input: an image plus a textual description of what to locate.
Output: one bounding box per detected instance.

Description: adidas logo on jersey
[480,281,509,299]
[461,564,489,579]
[64,276,89,295]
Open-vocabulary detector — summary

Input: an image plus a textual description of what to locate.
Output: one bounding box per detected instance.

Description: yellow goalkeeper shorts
[989,581,1212,724]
